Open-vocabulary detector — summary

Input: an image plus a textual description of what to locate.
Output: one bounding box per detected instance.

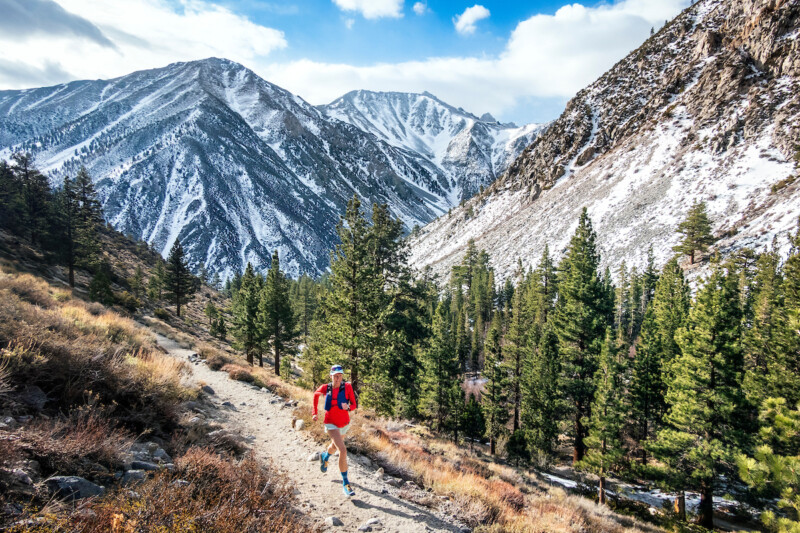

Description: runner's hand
[312,414,317,421]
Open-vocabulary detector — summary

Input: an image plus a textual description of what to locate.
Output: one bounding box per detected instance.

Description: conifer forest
[3,153,800,532]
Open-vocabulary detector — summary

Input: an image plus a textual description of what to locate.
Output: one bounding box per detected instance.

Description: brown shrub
[0,272,54,308]
[8,448,310,533]
[222,364,255,383]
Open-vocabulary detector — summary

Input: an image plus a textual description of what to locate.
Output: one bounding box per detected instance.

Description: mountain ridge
[0,58,540,278]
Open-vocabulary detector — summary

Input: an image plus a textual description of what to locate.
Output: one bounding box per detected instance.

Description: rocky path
[155,333,465,533]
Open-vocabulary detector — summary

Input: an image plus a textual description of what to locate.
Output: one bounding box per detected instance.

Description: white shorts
[324,423,350,435]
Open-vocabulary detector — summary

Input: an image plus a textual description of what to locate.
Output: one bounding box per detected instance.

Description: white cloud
[265,0,690,121]
[345,18,355,29]
[0,0,286,89]
[412,2,427,15]
[332,0,403,19]
[453,5,490,35]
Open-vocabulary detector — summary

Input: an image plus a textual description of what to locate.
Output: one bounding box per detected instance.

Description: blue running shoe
[320,452,329,473]
[343,483,355,497]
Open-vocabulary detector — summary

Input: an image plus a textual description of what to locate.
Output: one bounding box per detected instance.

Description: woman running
[312,364,358,497]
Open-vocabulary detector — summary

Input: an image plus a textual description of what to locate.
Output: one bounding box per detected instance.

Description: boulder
[385,477,403,488]
[121,470,146,486]
[325,516,344,527]
[308,451,320,462]
[19,385,48,411]
[201,385,215,395]
[153,448,172,464]
[44,476,105,500]
[131,460,161,471]
[294,419,305,431]
[373,468,384,479]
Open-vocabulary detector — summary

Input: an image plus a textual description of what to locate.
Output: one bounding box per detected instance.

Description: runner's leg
[329,429,347,472]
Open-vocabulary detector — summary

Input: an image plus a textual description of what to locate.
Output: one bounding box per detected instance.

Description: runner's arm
[312,385,325,420]
[347,383,358,413]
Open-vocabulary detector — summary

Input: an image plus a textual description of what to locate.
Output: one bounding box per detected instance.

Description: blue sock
[321,451,330,462]
[341,471,349,484]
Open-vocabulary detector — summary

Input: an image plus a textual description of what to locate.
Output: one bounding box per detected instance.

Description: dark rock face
[44,476,105,500]
[502,0,800,196]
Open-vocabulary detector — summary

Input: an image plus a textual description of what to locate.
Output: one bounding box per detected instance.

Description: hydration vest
[324,381,357,411]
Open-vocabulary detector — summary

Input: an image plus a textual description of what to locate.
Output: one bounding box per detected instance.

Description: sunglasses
[330,365,343,373]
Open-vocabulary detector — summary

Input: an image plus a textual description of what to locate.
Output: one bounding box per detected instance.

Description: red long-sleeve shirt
[312,382,357,428]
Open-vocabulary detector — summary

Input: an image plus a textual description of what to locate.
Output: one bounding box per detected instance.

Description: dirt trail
[154,333,465,533]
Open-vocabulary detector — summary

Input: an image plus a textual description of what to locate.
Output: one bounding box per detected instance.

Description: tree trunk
[698,485,714,529]
[274,349,280,375]
[673,491,686,521]
[598,475,607,505]
[246,349,253,366]
[490,437,496,455]
[573,415,585,463]
[350,348,359,392]
[176,296,181,317]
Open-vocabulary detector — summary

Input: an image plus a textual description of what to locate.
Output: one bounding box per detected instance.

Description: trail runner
[312,364,358,497]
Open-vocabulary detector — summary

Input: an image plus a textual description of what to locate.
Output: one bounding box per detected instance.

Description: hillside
[0,60,540,279]
[409,0,800,281]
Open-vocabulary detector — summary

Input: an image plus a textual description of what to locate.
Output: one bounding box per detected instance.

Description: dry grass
[6,448,311,533]
[3,410,133,480]
[0,266,193,434]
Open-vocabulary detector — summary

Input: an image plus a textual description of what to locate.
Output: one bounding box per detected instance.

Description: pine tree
[0,159,25,232]
[232,263,261,365]
[129,266,145,299]
[89,259,114,305]
[73,166,103,270]
[420,299,459,432]
[260,250,297,374]
[483,314,509,455]
[739,398,800,532]
[58,175,79,287]
[554,208,610,463]
[742,249,789,406]
[198,262,209,285]
[147,261,165,301]
[211,271,222,291]
[672,200,714,264]
[292,274,319,343]
[321,196,381,391]
[12,153,52,246]
[462,394,486,450]
[163,240,197,317]
[650,264,753,528]
[580,329,626,505]
[205,300,220,333]
[630,257,689,463]
[521,324,560,455]
[505,277,526,432]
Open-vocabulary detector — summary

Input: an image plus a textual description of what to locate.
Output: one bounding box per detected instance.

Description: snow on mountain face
[320,91,544,204]
[409,0,800,283]
[0,58,538,279]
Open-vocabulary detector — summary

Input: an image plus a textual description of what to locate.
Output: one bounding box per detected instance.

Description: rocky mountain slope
[0,59,539,278]
[320,90,543,203]
[409,0,800,282]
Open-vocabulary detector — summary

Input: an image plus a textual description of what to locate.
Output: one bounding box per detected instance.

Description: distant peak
[480,112,497,123]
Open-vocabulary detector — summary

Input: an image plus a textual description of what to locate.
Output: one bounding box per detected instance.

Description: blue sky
[0,0,691,124]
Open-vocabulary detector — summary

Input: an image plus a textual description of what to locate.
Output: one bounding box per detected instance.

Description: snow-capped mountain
[320,91,544,203]
[409,0,800,283]
[0,59,539,278]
